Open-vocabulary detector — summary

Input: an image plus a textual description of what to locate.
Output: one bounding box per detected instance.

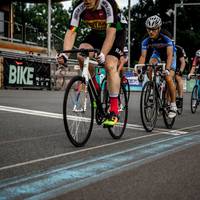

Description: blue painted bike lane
[0,131,200,200]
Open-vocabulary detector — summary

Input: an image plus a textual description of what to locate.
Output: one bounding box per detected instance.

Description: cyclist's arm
[190,65,196,74]
[190,57,197,74]
[63,29,77,56]
[101,27,116,56]
[138,49,147,64]
[166,46,173,70]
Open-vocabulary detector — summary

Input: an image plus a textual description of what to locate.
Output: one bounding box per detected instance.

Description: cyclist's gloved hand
[96,52,105,64]
[165,69,170,76]
[56,53,68,67]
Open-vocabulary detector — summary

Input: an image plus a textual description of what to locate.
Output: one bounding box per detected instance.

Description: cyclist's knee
[166,75,175,88]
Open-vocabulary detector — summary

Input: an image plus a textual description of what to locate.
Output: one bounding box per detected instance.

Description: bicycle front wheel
[63,76,94,147]
[140,81,157,132]
[191,85,198,113]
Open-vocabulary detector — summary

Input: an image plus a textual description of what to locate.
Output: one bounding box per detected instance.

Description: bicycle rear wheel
[63,76,94,147]
[162,88,175,129]
[101,78,128,139]
[121,76,130,103]
[191,85,198,113]
[140,81,157,132]
[176,97,183,115]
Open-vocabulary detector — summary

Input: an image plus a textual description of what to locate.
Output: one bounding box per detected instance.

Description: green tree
[13,2,70,51]
[127,0,200,65]
[13,0,200,63]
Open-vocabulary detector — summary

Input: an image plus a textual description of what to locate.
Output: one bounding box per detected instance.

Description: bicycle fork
[73,85,88,112]
[73,57,90,112]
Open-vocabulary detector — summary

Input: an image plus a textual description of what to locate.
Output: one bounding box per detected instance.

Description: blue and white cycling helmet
[145,15,162,29]
[196,49,200,57]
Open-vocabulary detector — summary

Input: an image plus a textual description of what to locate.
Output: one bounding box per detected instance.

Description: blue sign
[124,70,143,91]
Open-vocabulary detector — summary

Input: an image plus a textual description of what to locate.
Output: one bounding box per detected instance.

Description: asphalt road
[0,89,200,200]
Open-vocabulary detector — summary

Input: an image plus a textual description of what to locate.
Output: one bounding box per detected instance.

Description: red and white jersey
[68,0,127,33]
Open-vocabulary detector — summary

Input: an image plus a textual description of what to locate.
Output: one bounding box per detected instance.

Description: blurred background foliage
[13,0,200,67]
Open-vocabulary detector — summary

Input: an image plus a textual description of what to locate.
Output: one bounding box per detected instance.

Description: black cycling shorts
[82,29,126,60]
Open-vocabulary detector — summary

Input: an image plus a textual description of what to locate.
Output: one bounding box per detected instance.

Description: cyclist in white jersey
[57,0,127,126]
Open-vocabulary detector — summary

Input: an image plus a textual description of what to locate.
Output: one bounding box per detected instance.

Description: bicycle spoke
[140,81,157,132]
[63,76,94,147]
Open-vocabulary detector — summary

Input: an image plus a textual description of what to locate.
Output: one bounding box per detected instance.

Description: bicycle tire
[176,98,183,115]
[101,78,128,139]
[191,85,198,113]
[140,81,157,132]
[63,76,94,147]
[162,87,175,129]
[122,76,130,103]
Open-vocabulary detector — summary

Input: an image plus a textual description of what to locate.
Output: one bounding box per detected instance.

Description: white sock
[171,102,176,107]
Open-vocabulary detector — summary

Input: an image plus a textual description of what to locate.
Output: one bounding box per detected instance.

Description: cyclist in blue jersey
[57,0,127,126]
[138,15,177,118]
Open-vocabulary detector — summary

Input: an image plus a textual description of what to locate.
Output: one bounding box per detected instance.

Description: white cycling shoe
[168,106,177,118]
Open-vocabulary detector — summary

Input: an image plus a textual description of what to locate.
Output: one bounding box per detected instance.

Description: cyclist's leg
[175,74,183,97]
[103,30,126,126]
[77,43,101,91]
[149,53,161,80]
[175,74,183,107]
[78,43,95,73]
[103,55,120,126]
[166,59,177,118]
[78,32,105,92]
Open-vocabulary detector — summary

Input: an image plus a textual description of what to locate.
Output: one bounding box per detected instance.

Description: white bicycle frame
[73,56,99,112]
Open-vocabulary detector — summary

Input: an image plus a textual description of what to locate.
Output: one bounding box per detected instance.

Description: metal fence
[0,19,63,51]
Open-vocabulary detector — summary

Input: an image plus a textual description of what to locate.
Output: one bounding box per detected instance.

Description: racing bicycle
[135,63,175,132]
[190,73,200,113]
[62,48,128,147]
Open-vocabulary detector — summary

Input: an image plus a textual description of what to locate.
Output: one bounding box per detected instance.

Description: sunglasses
[147,28,158,32]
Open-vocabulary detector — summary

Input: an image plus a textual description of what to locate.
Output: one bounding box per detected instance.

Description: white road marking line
[1,105,198,172]
[0,105,143,130]
[0,133,64,145]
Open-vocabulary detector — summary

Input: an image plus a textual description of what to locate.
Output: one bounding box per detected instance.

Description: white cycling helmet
[145,15,162,29]
[196,49,200,57]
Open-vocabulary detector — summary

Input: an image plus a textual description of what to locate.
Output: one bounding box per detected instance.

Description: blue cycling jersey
[141,33,176,70]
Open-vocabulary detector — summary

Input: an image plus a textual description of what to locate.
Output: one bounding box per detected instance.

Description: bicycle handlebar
[134,63,166,71]
[134,63,166,76]
[190,74,200,79]
[63,48,100,55]
[62,48,103,67]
